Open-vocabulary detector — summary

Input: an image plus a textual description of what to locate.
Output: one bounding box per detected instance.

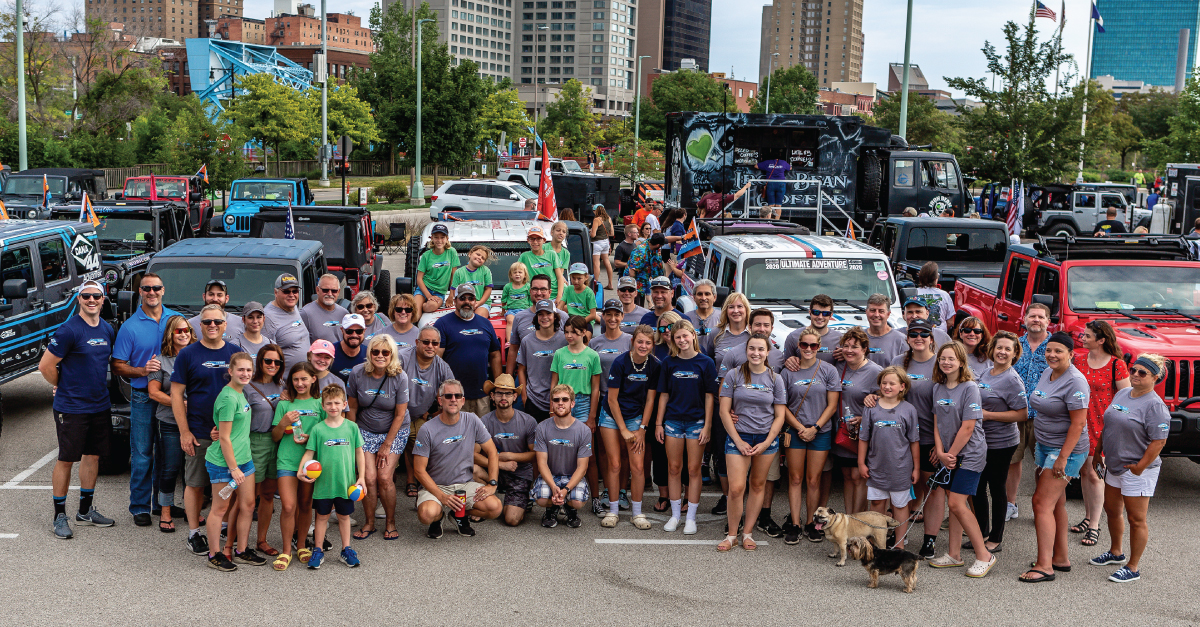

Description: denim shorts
[663,419,703,440]
[206,460,255,485]
[506,308,525,317]
[571,393,591,422]
[787,427,832,451]
[598,409,641,432]
[725,431,780,456]
[413,284,448,301]
[947,467,982,496]
[277,469,299,479]
[1034,442,1087,479]
[765,181,787,205]
[531,475,591,503]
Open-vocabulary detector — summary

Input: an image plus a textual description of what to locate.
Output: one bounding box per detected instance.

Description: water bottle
[291,420,304,443]
[218,479,237,500]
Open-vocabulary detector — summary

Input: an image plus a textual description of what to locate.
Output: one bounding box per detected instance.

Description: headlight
[225,214,236,225]
[103,269,120,284]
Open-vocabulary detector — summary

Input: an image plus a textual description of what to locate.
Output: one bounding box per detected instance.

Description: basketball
[302,459,322,480]
[348,484,364,501]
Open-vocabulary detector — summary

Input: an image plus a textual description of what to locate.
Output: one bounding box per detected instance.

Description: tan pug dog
[812,506,899,566]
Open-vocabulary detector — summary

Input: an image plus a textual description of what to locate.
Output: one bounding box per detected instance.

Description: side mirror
[395,276,413,295]
[1031,293,1055,308]
[715,286,730,307]
[114,192,124,200]
[116,289,136,315]
[189,191,202,202]
[510,194,520,201]
[3,278,29,299]
[166,239,177,247]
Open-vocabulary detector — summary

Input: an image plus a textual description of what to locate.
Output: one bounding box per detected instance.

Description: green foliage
[1116,89,1178,143]
[374,180,409,202]
[629,96,664,143]
[869,93,962,153]
[749,64,819,114]
[163,98,253,193]
[0,123,72,168]
[307,83,381,156]
[649,71,739,115]
[610,139,665,184]
[221,73,317,169]
[1108,111,1143,169]
[542,79,599,154]
[348,188,378,204]
[596,118,634,149]
[478,87,530,154]
[1160,76,1200,164]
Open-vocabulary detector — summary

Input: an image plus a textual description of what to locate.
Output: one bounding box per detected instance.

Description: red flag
[537,142,558,222]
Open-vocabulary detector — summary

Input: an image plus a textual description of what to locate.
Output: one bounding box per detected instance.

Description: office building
[758,0,863,87]
[661,0,710,72]
[636,0,665,75]
[198,0,243,37]
[1090,0,1198,90]
[86,0,202,38]
[389,0,515,84]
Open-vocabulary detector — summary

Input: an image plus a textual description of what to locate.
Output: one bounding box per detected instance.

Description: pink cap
[309,339,335,357]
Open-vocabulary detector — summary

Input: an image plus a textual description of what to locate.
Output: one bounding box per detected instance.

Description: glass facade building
[1090,0,1200,89]
[662,0,710,72]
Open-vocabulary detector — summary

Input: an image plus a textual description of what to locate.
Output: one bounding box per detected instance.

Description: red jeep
[954,236,1200,461]
[117,175,213,236]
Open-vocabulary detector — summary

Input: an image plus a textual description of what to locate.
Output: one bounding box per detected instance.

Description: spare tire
[405,231,421,281]
[857,152,882,213]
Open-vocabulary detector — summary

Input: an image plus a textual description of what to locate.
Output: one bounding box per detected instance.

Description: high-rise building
[388,0,515,84]
[661,0,710,72]
[1090,0,1199,90]
[635,0,665,75]
[86,0,201,39]
[198,0,244,37]
[758,0,863,88]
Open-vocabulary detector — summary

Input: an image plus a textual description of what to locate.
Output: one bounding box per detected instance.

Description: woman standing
[833,328,883,516]
[781,328,841,544]
[243,344,285,556]
[648,310,683,512]
[590,204,615,289]
[927,342,996,578]
[352,292,391,340]
[954,316,993,377]
[516,300,568,422]
[1091,353,1169,583]
[148,315,193,533]
[889,318,941,558]
[709,293,751,363]
[974,331,1028,553]
[1070,320,1130,547]
[346,334,409,541]
[232,302,275,360]
[654,319,718,535]
[1021,332,1090,583]
[381,294,420,350]
[592,303,632,520]
[603,325,658,530]
[717,334,786,551]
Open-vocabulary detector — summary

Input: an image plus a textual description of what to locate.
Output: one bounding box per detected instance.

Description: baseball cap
[455,284,478,299]
[902,297,927,309]
[204,279,227,291]
[535,299,555,313]
[79,279,104,293]
[602,299,622,312]
[341,313,366,329]
[309,339,335,357]
[649,276,671,291]
[616,276,637,290]
[908,318,933,332]
[242,301,266,316]
[568,262,589,276]
[431,224,449,236]
[649,233,666,246]
[275,273,300,290]
[527,225,546,239]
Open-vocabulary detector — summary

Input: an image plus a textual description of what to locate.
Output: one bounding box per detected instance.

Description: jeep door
[0,242,40,375]
[1071,192,1099,233]
[918,159,964,215]
[1100,193,1128,228]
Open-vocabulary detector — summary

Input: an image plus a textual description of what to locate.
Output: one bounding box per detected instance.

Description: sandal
[1068,517,1090,534]
[601,513,618,528]
[1030,561,1072,572]
[158,519,175,533]
[1019,569,1055,583]
[256,541,280,557]
[272,553,292,571]
[406,483,419,498]
[717,535,738,552]
[741,535,757,551]
[1081,528,1100,546]
[297,547,313,563]
[383,528,400,540]
[353,528,376,540]
[653,497,670,513]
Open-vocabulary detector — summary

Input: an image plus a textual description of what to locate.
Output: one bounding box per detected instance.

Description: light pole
[897,0,914,140]
[319,0,329,187]
[764,52,778,113]
[413,18,434,206]
[532,24,548,147]
[633,54,650,181]
[15,0,27,170]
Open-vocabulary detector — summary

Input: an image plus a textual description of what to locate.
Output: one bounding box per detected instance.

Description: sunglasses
[173,327,192,335]
[1129,368,1153,377]
[810,310,833,317]
[394,307,414,314]
[79,293,104,301]
[959,327,982,335]
[370,349,391,357]
[280,289,300,295]
[797,341,820,350]
[356,304,375,310]
[319,288,339,294]
[656,325,670,333]
[442,393,464,399]
[263,358,283,366]
[908,330,931,338]
[551,396,572,403]
[140,285,164,292]
[457,295,477,301]
[618,287,637,293]
[343,328,364,335]
[200,319,225,326]
[420,339,440,346]
[493,390,516,396]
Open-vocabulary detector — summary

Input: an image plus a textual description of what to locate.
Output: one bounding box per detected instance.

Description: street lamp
[765,52,778,114]
[413,18,434,206]
[898,0,914,140]
[319,0,329,187]
[633,54,650,181]
[532,24,549,148]
[15,0,27,170]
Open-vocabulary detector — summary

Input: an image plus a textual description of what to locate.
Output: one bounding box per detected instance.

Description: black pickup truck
[867,216,1008,292]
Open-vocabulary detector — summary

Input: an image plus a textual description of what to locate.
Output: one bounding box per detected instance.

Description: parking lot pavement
[2,372,1198,625]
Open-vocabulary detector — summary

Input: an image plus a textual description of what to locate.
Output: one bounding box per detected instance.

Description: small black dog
[845,536,919,593]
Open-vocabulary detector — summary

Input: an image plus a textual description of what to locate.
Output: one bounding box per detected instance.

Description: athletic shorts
[787,427,832,451]
[205,460,255,485]
[249,432,276,483]
[54,410,112,463]
[1104,465,1160,497]
[919,443,937,473]
[1034,442,1086,479]
[417,482,487,512]
[313,497,355,516]
[724,431,780,456]
[531,475,591,503]
[663,419,703,440]
[183,439,214,488]
[867,486,912,508]
[1011,420,1037,463]
[498,471,532,509]
[592,239,611,255]
[362,427,410,455]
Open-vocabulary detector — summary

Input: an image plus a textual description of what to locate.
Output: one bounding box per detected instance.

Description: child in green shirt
[503,261,531,329]
[563,262,597,323]
[549,317,603,501]
[518,224,562,303]
[450,245,494,317]
[270,362,325,570]
[300,385,365,569]
[204,352,258,570]
[414,226,458,325]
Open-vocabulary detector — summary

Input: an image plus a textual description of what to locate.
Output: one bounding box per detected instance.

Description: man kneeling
[476,375,538,526]
[533,384,593,528]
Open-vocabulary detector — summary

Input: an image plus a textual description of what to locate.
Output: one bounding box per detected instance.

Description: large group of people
[38,225,1170,584]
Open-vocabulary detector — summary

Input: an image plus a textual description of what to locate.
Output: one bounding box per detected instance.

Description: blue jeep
[210,177,315,236]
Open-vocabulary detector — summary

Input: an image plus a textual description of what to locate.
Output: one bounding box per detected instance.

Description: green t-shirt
[518,249,560,297]
[417,246,459,295]
[502,282,531,311]
[550,346,602,396]
[550,245,571,296]
[451,264,493,301]
[305,418,364,500]
[273,397,326,473]
[205,387,253,467]
[563,286,596,318]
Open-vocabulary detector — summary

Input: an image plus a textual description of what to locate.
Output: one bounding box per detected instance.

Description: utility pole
[898,0,914,140]
[634,54,649,181]
[765,52,778,113]
[15,0,28,170]
[532,24,548,144]
[413,18,434,206]
[319,0,330,187]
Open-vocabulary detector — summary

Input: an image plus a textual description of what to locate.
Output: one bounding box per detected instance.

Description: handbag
[834,363,860,454]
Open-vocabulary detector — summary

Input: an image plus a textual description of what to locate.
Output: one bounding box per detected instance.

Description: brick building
[266,11,373,53]
[198,0,244,36]
[275,45,372,83]
[213,15,267,44]
[85,0,202,39]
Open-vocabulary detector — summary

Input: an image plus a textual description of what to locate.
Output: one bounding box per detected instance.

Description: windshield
[231,181,294,201]
[6,176,65,196]
[1068,265,1200,313]
[124,179,186,199]
[511,185,538,199]
[561,160,582,172]
[906,227,1006,263]
[94,216,155,245]
[741,257,896,305]
[260,222,345,260]
[153,262,298,311]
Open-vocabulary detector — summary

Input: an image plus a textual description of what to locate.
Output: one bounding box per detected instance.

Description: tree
[220,73,316,174]
[630,95,665,142]
[59,14,162,133]
[611,138,664,184]
[477,86,529,156]
[1109,111,1142,170]
[306,83,380,155]
[748,64,819,114]
[1116,89,1178,143]
[162,97,252,195]
[869,93,962,153]
[0,4,71,129]
[542,79,598,154]
[595,117,633,149]
[1158,75,1200,163]
[649,70,739,115]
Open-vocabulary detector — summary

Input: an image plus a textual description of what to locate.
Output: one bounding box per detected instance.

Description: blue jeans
[129,389,157,515]
[155,420,183,508]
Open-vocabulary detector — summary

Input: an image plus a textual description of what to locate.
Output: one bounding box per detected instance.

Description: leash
[887,464,953,550]
[843,514,896,531]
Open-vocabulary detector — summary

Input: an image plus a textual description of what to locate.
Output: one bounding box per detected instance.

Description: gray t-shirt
[150,354,179,423]
[508,308,568,349]
[1102,387,1170,476]
[398,347,455,419]
[976,366,1027,449]
[301,301,350,345]
[516,331,567,411]
[229,331,275,362]
[861,401,920,491]
[837,360,884,458]
[316,371,347,396]
[781,360,841,432]
[380,324,420,351]
[709,327,749,362]
[1030,365,1090,456]
[717,344,785,381]
[589,333,631,394]
[784,327,843,365]
[931,381,987,472]
[188,312,246,344]
[262,302,310,373]
[685,309,719,352]
[533,418,594,477]
[622,306,651,334]
[413,412,490,486]
[967,353,992,379]
[891,353,938,445]
[898,326,953,349]
[866,328,908,368]
[347,363,411,434]
[480,409,538,480]
[243,380,283,433]
[362,313,391,342]
[720,368,786,435]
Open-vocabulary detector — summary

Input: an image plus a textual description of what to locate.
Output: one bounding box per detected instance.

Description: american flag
[283,192,296,239]
[1035,1,1056,21]
[1006,180,1024,238]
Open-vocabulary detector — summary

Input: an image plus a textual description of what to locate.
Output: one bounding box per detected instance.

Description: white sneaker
[683,519,697,535]
[376,504,386,519]
[1005,502,1018,521]
[663,517,680,532]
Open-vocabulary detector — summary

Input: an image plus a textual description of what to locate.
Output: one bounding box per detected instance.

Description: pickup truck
[1026,183,1149,237]
[498,156,585,189]
[867,216,1008,292]
[115,174,213,237]
[954,236,1200,460]
[210,177,315,236]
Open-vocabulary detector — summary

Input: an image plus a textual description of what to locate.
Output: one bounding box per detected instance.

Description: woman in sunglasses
[400,326,456,498]
[1091,353,1169,583]
[148,315,195,533]
[244,345,285,555]
[832,328,882,516]
[889,318,941,558]
[352,292,390,340]
[973,331,1027,555]
[954,316,993,378]
[347,335,409,541]
[382,294,421,350]
[781,328,842,543]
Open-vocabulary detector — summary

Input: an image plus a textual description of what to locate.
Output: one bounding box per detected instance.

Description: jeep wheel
[1049,223,1077,237]
[99,429,130,475]
[375,269,392,304]
[405,232,421,282]
[857,152,882,213]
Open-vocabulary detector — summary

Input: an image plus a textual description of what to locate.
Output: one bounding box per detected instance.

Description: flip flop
[158,519,175,533]
[1019,569,1055,583]
[256,541,280,557]
[653,497,670,513]
[383,529,399,540]
[406,483,420,498]
[1030,561,1072,572]
[353,528,376,540]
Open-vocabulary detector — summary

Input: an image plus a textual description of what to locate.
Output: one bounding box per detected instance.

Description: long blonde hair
[932,341,976,384]
[713,292,751,349]
[667,319,700,357]
[655,311,682,346]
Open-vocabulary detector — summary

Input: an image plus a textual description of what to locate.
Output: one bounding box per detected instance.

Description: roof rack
[1034,235,1195,262]
[697,218,811,240]
[257,205,368,215]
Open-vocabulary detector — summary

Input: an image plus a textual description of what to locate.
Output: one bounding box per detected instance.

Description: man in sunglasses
[113,272,180,527]
[263,273,311,372]
[783,294,843,367]
[477,374,537,527]
[506,274,567,374]
[896,297,952,347]
[615,276,649,334]
[186,280,244,341]
[331,313,367,382]
[39,280,117,539]
[400,326,457,497]
[637,276,683,327]
[532,384,593,528]
[302,274,350,345]
[433,284,502,417]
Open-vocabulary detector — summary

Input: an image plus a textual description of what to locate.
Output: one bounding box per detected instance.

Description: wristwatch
[639,424,648,430]
[488,479,498,486]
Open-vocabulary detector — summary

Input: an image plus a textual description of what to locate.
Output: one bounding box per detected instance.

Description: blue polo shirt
[48,315,115,414]
[433,312,501,400]
[639,307,685,328]
[113,304,181,388]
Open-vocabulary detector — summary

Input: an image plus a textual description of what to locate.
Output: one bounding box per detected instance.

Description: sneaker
[663,516,680,532]
[453,515,476,537]
[307,548,324,569]
[76,507,115,527]
[233,548,268,566]
[542,506,560,528]
[631,514,652,530]
[427,516,444,539]
[783,523,802,545]
[565,506,582,528]
[1005,502,1018,521]
[711,495,728,516]
[618,490,631,511]
[207,552,237,572]
[591,498,606,517]
[756,515,782,538]
[52,513,73,539]
[186,532,209,555]
[683,519,697,535]
[1090,551,1128,566]
[340,546,361,568]
[918,536,937,560]
[805,523,824,543]
[1108,566,1140,583]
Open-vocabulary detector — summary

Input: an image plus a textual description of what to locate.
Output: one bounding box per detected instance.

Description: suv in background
[116,175,213,237]
[428,179,538,219]
[2,169,109,219]
[212,177,315,235]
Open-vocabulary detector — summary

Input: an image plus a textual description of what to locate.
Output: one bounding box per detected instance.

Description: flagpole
[1076,13,1094,184]
[1053,8,1064,97]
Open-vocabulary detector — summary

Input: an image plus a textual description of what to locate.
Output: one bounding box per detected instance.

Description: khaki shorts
[1011,421,1037,464]
[767,453,781,481]
[463,397,491,417]
[417,482,486,512]
[183,438,214,488]
[249,432,277,483]
[406,415,430,453]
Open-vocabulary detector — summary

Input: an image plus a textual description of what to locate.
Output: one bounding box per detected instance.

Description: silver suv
[428,179,538,219]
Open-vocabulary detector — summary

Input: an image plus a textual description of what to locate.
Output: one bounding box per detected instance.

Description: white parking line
[0,534,18,539]
[2,449,59,487]
[594,539,770,546]
[0,485,80,490]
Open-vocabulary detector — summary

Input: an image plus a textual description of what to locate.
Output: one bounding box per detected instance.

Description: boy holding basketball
[299,386,366,569]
